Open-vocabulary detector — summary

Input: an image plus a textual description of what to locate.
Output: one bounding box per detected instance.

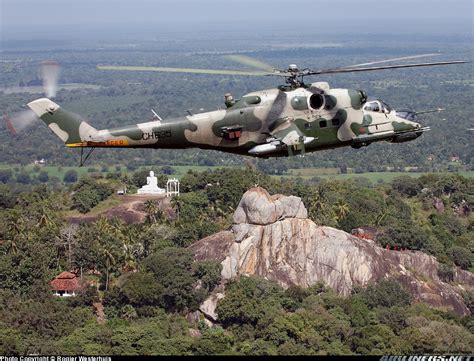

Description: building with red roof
[51,271,81,297]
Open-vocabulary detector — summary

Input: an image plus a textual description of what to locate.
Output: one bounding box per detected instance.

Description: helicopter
[25,54,467,165]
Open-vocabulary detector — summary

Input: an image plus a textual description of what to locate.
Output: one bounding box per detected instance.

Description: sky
[1,0,472,41]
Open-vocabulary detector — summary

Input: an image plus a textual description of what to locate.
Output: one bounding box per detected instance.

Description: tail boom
[27,98,98,145]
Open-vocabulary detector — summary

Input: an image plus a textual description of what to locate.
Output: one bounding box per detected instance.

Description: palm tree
[4,213,29,255]
[171,196,183,222]
[4,238,19,256]
[376,205,390,226]
[334,199,350,221]
[122,243,138,272]
[102,248,116,291]
[121,225,143,271]
[144,200,159,224]
[95,217,120,291]
[95,217,114,235]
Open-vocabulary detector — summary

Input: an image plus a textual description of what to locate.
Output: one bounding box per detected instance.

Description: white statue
[137,171,165,194]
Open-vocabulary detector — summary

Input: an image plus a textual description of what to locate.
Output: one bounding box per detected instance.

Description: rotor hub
[288,64,299,72]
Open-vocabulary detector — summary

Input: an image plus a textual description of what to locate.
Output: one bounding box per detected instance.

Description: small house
[51,271,81,297]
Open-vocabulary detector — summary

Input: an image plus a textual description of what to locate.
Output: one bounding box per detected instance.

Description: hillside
[66,194,170,224]
[192,187,473,317]
[1,167,473,355]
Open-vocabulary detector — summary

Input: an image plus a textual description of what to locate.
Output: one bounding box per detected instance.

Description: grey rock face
[199,292,225,321]
[191,187,474,316]
[232,187,307,225]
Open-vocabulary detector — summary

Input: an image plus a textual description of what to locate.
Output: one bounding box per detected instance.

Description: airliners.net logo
[380,356,472,361]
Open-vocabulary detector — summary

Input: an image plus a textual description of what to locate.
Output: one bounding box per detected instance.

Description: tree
[192,328,233,355]
[171,192,209,223]
[217,276,285,327]
[144,200,160,224]
[119,272,163,306]
[449,246,472,270]
[160,166,176,175]
[63,170,78,183]
[359,279,412,309]
[144,248,204,311]
[378,225,429,251]
[72,189,100,213]
[392,176,423,197]
[71,178,113,213]
[102,248,116,292]
[0,169,12,183]
[120,305,138,320]
[132,169,151,188]
[376,306,408,334]
[16,173,31,184]
[193,260,222,292]
[344,296,374,328]
[438,263,455,282]
[55,224,78,269]
[0,325,24,355]
[0,185,16,208]
[38,171,49,183]
[94,218,124,286]
[462,291,474,314]
[401,318,474,354]
[334,199,350,222]
[352,324,409,355]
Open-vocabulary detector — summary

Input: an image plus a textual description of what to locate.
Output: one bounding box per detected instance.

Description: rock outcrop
[190,187,474,316]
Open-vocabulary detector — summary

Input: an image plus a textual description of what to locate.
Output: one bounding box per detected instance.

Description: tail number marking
[142,130,172,140]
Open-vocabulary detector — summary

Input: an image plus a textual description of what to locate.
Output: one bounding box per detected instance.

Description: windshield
[363,100,392,113]
[396,110,417,121]
[363,101,381,112]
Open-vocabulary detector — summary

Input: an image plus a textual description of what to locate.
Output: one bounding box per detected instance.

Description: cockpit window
[364,101,381,112]
[363,100,392,113]
[396,110,417,121]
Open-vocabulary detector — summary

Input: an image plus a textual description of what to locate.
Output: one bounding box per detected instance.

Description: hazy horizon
[1,0,472,43]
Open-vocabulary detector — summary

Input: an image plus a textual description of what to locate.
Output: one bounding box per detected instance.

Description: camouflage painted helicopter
[26,54,467,164]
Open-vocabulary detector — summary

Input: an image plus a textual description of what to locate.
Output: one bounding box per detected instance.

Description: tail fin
[27,98,98,144]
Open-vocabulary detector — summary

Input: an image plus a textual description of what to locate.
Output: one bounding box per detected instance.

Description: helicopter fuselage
[27,81,427,158]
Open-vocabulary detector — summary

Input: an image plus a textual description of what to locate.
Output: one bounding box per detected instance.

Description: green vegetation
[72,177,114,213]
[0,166,472,355]
[282,169,474,183]
[1,34,473,174]
[0,32,473,355]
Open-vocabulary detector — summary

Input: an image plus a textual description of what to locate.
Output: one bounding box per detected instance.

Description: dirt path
[67,194,170,224]
[93,302,106,324]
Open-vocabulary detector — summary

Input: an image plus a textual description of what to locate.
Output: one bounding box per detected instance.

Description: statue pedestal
[137,171,165,194]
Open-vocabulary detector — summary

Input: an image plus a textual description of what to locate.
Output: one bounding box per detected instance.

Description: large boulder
[232,187,307,225]
[190,187,474,316]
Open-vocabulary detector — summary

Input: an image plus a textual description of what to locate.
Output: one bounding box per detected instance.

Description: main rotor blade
[223,54,276,72]
[41,61,60,98]
[306,60,469,76]
[342,53,441,68]
[97,65,268,76]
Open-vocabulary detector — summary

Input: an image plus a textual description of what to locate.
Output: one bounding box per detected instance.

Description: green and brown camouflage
[27,81,428,158]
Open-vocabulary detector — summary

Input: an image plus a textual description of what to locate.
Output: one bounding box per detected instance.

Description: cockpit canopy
[363,99,392,113]
[395,109,417,121]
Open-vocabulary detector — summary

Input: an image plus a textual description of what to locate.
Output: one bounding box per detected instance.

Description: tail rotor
[4,61,61,134]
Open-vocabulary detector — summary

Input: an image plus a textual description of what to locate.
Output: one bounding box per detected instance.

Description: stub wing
[249,122,315,156]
